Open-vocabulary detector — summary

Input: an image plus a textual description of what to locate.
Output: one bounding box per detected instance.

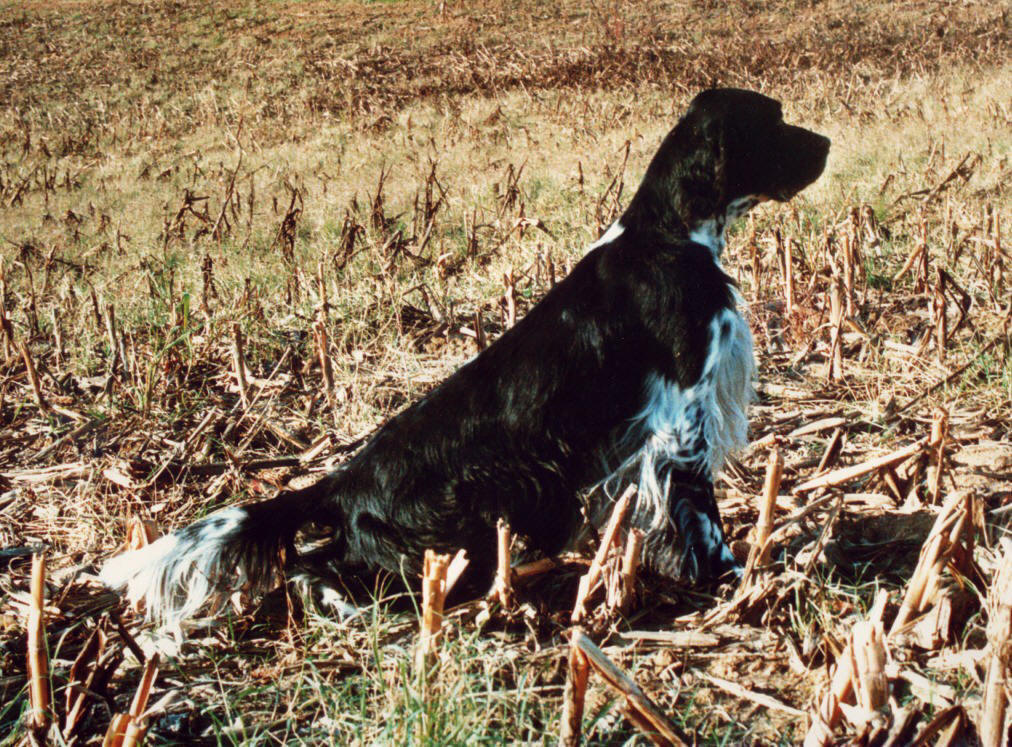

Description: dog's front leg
[640,475,741,584]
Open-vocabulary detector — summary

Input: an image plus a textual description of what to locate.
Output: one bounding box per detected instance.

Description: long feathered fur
[100,483,325,631]
[101,88,829,631]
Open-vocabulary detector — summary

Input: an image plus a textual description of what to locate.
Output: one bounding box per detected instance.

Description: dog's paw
[681,539,741,585]
[291,572,363,622]
[671,506,740,585]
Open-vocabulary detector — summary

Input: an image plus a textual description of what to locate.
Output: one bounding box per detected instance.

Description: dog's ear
[622,98,734,235]
[669,114,728,227]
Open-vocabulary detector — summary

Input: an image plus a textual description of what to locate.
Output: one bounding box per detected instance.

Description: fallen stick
[693,670,805,717]
[736,492,840,572]
[889,664,956,707]
[788,417,848,439]
[619,630,720,647]
[570,630,687,747]
[513,556,559,581]
[793,439,927,494]
[908,705,965,747]
[110,611,147,665]
[35,418,97,462]
[572,485,635,623]
[145,409,217,486]
[816,428,845,475]
[801,495,844,578]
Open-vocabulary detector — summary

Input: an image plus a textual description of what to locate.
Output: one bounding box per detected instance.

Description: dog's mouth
[722,123,830,210]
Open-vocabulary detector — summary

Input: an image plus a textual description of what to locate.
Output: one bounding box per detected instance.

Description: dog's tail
[99,476,333,631]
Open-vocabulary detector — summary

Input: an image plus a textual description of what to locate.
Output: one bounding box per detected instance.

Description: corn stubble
[0,0,1010,743]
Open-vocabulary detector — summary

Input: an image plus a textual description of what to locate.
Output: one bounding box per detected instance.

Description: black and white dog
[101,89,829,631]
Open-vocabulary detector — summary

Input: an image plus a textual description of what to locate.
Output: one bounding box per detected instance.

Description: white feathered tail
[100,482,324,632]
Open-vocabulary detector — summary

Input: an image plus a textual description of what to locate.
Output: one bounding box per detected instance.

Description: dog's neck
[619,170,760,262]
[687,217,726,260]
[686,196,760,260]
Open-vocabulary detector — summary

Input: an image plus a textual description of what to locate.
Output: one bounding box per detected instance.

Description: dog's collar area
[688,218,726,260]
[688,195,761,260]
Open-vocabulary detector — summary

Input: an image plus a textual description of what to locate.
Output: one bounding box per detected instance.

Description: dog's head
[623,89,830,249]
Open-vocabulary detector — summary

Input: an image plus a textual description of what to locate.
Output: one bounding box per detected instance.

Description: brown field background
[0,0,1010,743]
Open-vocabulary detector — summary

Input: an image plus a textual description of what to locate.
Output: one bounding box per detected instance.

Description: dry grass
[0,0,1010,743]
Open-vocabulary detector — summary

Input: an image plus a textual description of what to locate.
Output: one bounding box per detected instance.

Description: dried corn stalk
[794,440,926,494]
[805,593,889,746]
[889,491,975,638]
[125,516,159,551]
[980,543,1012,747]
[103,653,159,747]
[444,548,469,597]
[744,446,783,583]
[848,620,888,730]
[314,321,338,426]
[572,485,634,623]
[827,275,844,381]
[230,322,249,408]
[927,408,949,505]
[26,553,51,741]
[616,528,643,614]
[560,629,590,747]
[63,624,108,740]
[494,518,514,609]
[416,550,451,672]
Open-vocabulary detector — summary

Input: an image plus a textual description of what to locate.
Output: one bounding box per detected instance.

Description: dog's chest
[605,301,754,525]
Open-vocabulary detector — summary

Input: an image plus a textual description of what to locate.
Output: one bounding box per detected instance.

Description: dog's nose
[792,126,831,162]
[811,132,831,161]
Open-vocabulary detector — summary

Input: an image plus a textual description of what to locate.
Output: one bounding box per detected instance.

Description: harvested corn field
[1,1,1010,743]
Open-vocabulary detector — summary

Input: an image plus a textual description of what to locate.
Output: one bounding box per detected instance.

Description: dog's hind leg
[289,548,373,621]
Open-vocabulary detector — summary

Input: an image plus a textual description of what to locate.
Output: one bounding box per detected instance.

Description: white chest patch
[688,195,762,260]
[688,219,725,259]
[602,296,755,529]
